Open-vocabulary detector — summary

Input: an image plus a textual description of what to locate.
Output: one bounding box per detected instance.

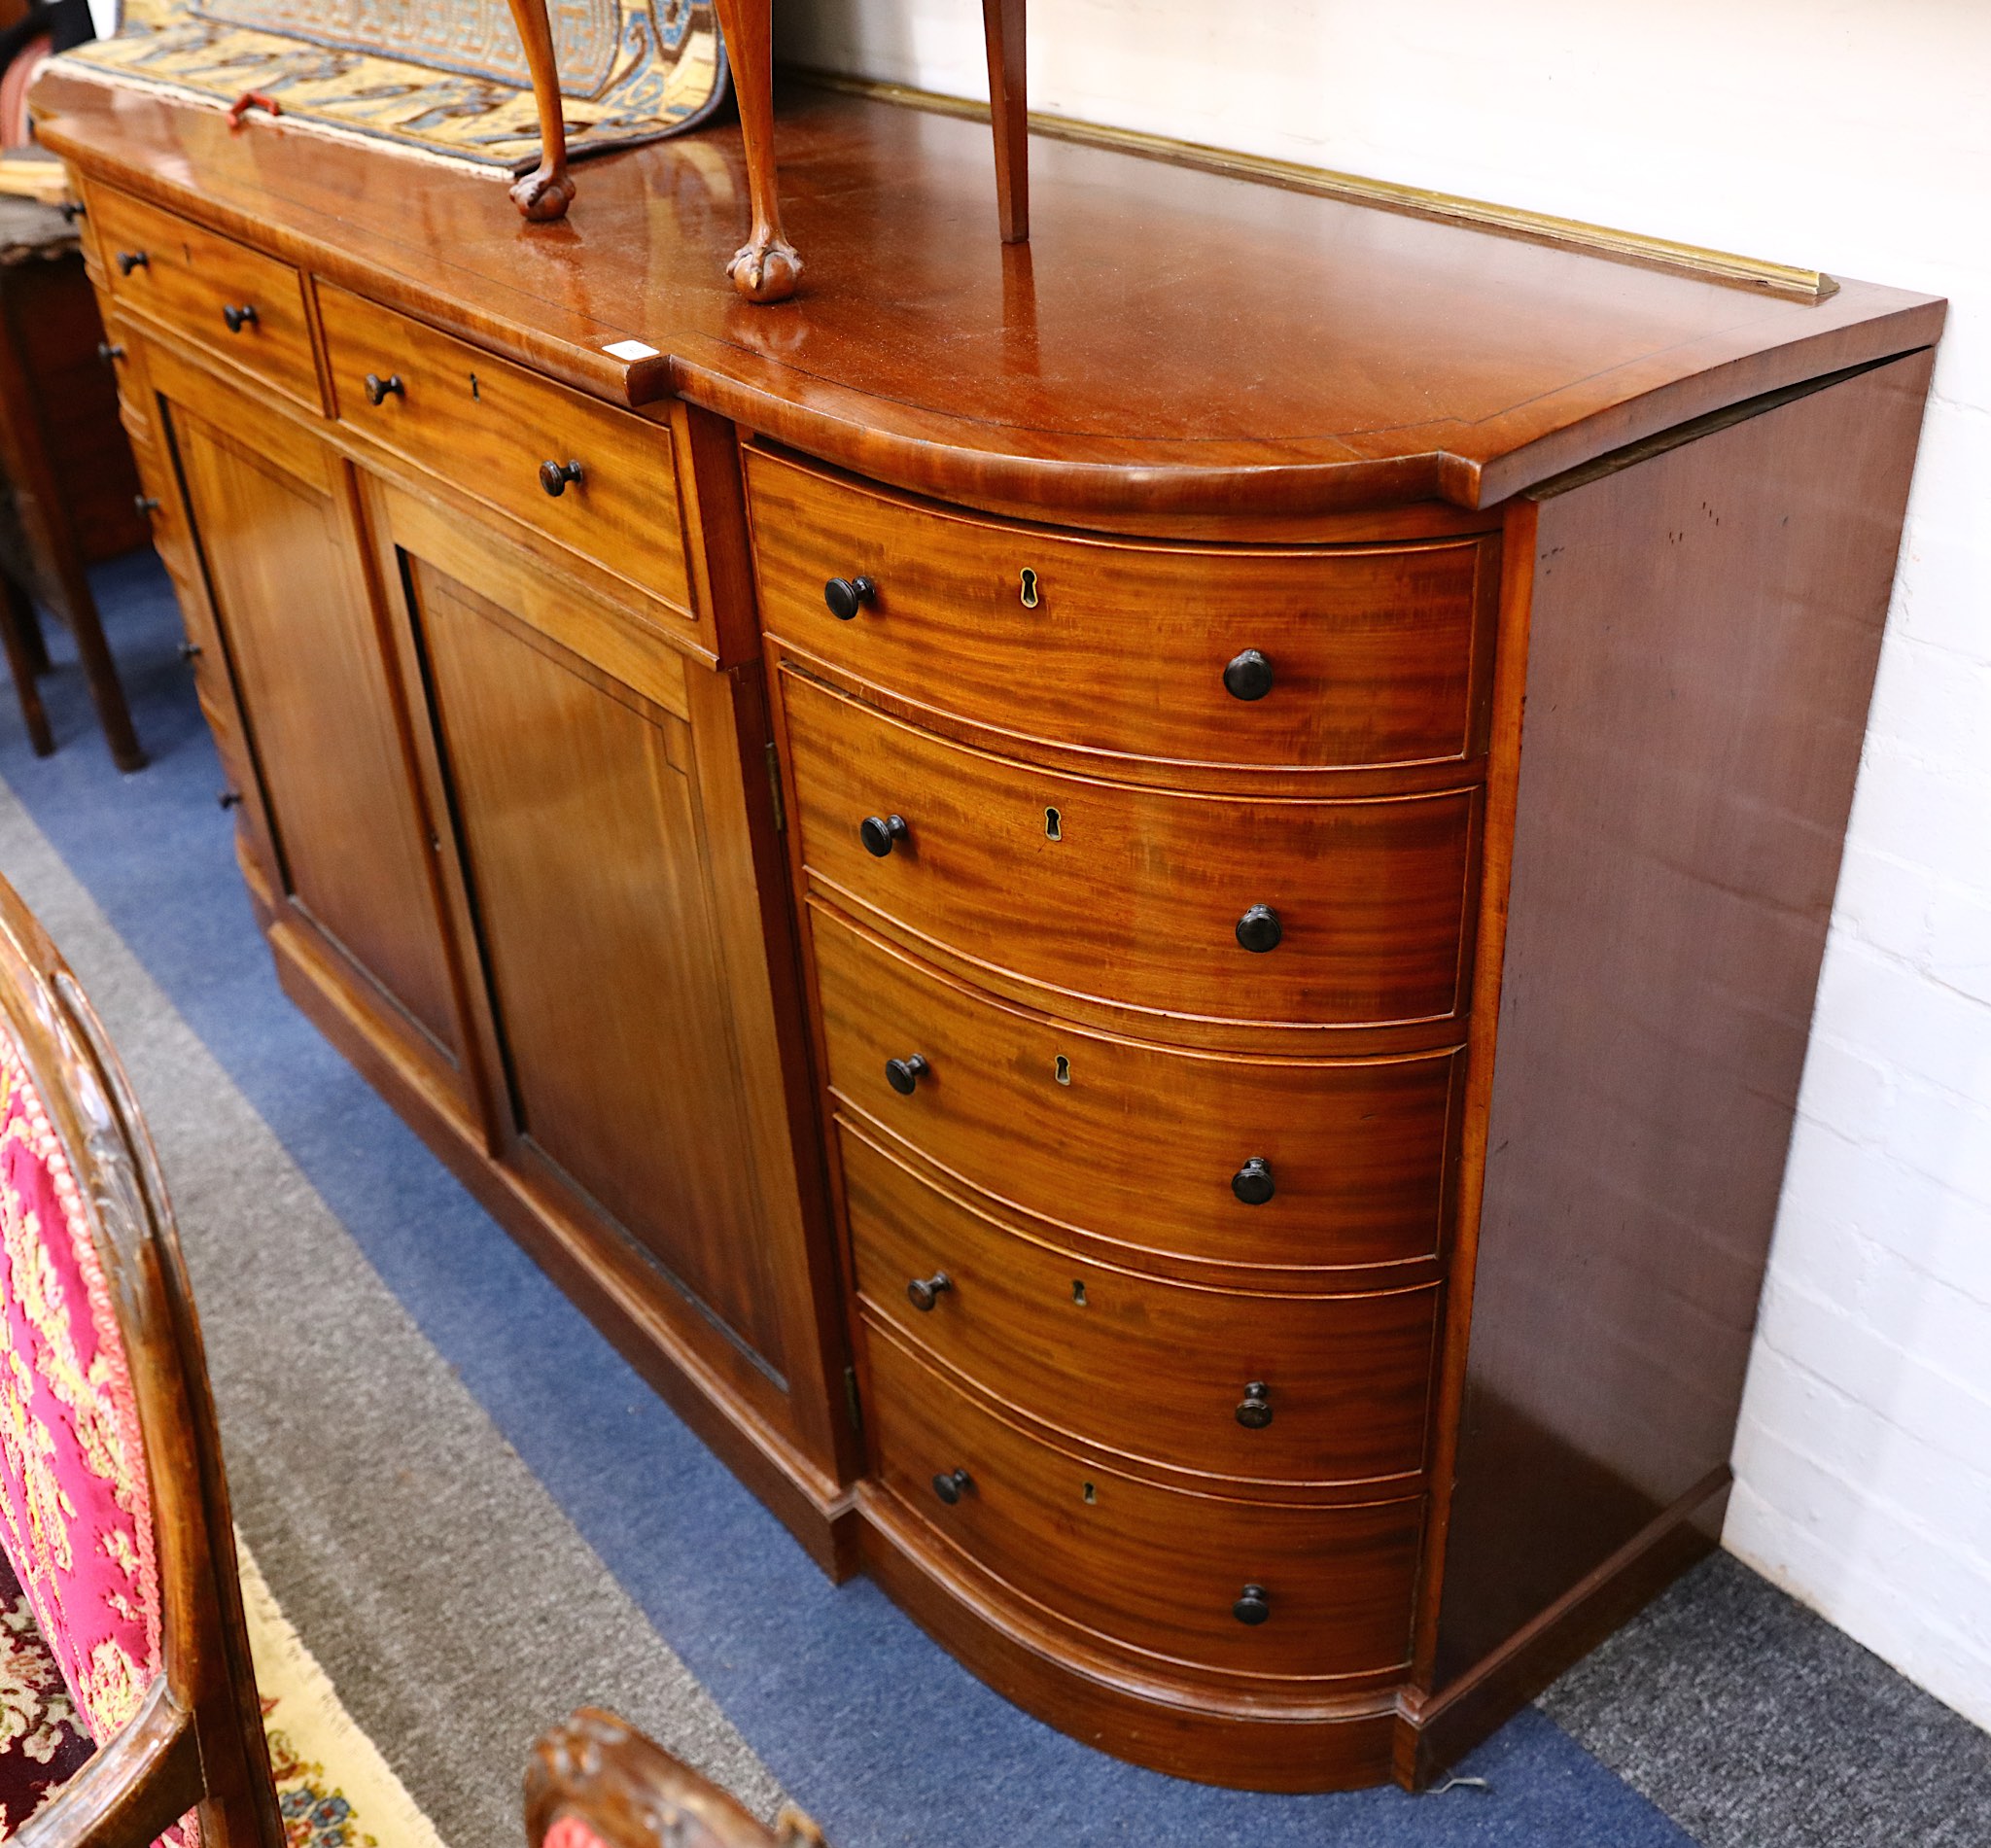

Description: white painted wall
[775,0,1991,1729]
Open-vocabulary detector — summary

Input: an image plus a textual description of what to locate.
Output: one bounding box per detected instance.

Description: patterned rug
[0,1536,445,1844]
[54,0,724,175]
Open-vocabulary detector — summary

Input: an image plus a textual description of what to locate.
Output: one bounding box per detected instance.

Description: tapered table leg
[0,272,144,771]
[45,530,143,770]
[14,589,46,674]
[712,0,801,302]
[982,0,1029,242]
[506,0,576,220]
[0,575,53,757]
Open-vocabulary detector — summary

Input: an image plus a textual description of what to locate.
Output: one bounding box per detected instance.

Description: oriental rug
[53,0,724,175]
[0,1536,445,1844]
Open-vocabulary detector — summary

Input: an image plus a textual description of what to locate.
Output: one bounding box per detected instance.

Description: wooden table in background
[0,193,147,769]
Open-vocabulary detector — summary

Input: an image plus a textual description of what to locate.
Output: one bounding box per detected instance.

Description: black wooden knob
[1224,648,1275,701]
[885,1054,929,1096]
[932,1468,972,1506]
[364,372,404,405]
[860,814,908,857]
[217,790,244,811]
[178,641,202,663]
[222,303,259,333]
[539,459,584,497]
[823,575,877,620]
[133,496,159,517]
[1236,904,1282,953]
[115,250,148,276]
[1236,1382,1274,1429]
[906,1273,953,1311]
[96,341,125,365]
[1232,1157,1275,1205]
[1234,1584,1272,1625]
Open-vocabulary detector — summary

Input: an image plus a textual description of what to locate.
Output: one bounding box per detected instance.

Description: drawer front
[844,1125,1439,1484]
[89,190,320,410]
[868,1324,1421,1681]
[749,447,1489,772]
[317,283,690,613]
[814,908,1458,1273]
[785,669,1477,1030]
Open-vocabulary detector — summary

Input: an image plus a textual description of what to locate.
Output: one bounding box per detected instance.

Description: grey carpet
[0,782,787,1844]
[1543,1551,1991,1848]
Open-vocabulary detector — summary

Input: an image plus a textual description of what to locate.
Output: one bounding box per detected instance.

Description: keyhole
[1044,806,1062,842]
[1081,1481,1097,1505]
[469,372,481,401]
[1019,567,1040,609]
[1054,1055,1071,1086]
[1071,1279,1088,1307]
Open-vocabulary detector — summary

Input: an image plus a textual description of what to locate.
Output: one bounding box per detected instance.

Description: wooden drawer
[867,1323,1420,1681]
[844,1124,1439,1485]
[88,189,320,411]
[749,447,1490,773]
[813,908,1458,1274]
[317,283,691,615]
[784,668,1477,1031]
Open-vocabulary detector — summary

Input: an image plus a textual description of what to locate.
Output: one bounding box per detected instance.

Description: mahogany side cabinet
[34,66,1943,1792]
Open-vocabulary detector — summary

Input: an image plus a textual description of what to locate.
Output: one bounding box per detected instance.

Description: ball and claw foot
[509,164,576,222]
[727,234,802,303]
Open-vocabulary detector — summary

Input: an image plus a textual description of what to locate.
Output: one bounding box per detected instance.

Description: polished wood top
[34,67,1943,516]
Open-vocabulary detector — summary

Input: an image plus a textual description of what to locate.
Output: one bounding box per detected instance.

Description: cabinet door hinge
[843,1365,862,1434]
[765,740,786,834]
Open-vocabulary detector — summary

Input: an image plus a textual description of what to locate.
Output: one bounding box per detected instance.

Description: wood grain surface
[169,402,468,1078]
[319,282,692,614]
[864,1322,1423,1684]
[749,446,1494,773]
[408,553,789,1375]
[1433,351,1937,1695]
[783,668,1480,1032]
[843,1121,1439,1488]
[34,73,1943,518]
[812,905,1461,1273]
[90,184,322,412]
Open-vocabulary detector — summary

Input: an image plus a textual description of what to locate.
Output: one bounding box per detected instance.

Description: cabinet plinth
[36,65,1940,1792]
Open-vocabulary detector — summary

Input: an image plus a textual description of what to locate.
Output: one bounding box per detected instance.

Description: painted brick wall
[776,0,1991,1728]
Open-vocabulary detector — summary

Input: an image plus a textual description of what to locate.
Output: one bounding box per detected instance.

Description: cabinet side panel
[1435,350,1936,1685]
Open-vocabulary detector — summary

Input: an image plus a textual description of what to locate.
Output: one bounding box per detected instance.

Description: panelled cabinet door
[366,481,791,1386]
[164,396,476,1124]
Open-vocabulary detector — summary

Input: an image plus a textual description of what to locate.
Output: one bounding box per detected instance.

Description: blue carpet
[0,552,1696,1848]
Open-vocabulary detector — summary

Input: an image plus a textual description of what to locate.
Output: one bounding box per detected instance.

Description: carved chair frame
[0,879,283,1848]
[527,1709,825,1848]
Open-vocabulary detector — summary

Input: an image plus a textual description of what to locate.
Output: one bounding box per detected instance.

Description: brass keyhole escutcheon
[1071,1279,1088,1307]
[1054,1054,1071,1086]
[469,372,481,401]
[1019,567,1040,609]
[1082,1481,1097,1505]
[1045,806,1062,842]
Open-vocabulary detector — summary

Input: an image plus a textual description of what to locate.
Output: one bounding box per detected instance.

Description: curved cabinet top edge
[32,69,1946,518]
